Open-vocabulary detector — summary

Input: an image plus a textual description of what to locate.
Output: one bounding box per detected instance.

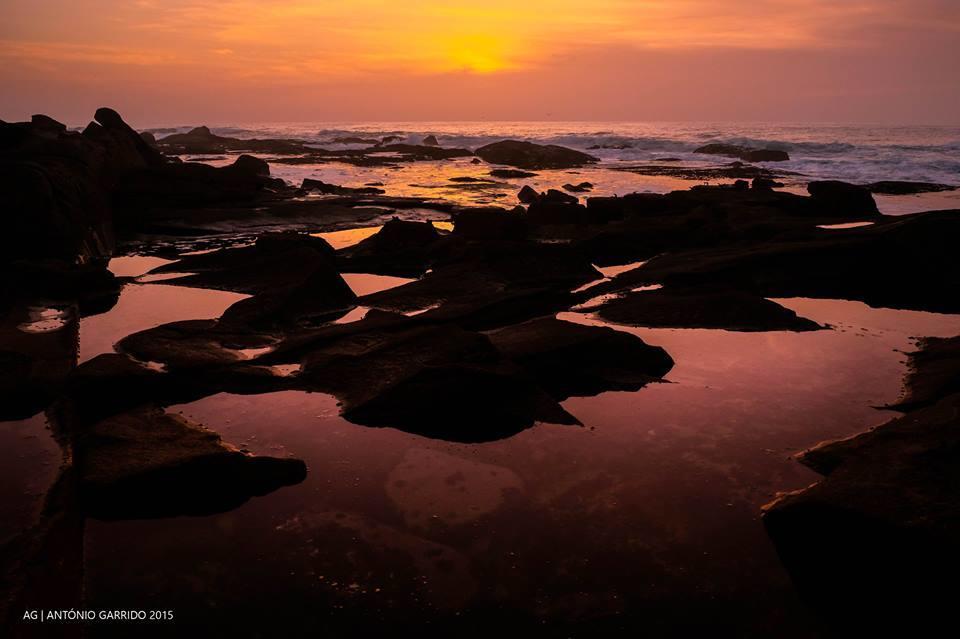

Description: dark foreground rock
[597,208,960,314]
[590,287,822,332]
[337,218,441,276]
[297,323,578,441]
[694,143,790,162]
[151,233,356,328]
[487,317,673,399]
[807,180,879,217]
[475,140,598,170]
[763,335,960,632]
[76,406,306,519]
[763,392,960,632]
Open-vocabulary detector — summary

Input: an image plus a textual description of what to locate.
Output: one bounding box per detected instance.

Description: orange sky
[2,0,958,125]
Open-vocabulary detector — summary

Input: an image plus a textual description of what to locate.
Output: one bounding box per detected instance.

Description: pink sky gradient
[1,0,958,125]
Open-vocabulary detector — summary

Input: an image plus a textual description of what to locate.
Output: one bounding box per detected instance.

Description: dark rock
[296,323,577,441]
[475,140,598,170]
[490,169,537,179]
[563,182,593,193]
[453,207,528,241]
[30,114,67,136]
[157,233,355,328]
[614,163,787,181]
[377,144,473,161]
[592,287,822,332]
[888,336,960,411]
[422,135,440,146]
[606,209,960,314]
[694,143,790,162]
[470,158,482,164]
[139,131,158,147]
[488,317,673,399]
[751,177,784,190]
[301,178,384,195]
[231,154,270,177]
[157,126,308,155]
[343,364,577,442]
[338,218,442,277]
[448,176,496,183]
[518,185,540,204]
[76,406,306,519]
[807,180,879,217]
[865,181,956,195]
[763,392,960,632]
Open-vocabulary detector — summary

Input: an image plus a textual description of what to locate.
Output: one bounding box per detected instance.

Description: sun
[440,34,516,74]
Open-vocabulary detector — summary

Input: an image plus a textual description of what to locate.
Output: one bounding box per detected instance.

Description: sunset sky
[1,0,958,125]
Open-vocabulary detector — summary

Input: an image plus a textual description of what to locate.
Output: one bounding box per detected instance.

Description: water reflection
[78,297,960,634]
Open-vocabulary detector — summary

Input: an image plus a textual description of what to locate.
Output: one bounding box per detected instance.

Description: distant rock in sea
[694,143,790,162]
[475,140,598,170]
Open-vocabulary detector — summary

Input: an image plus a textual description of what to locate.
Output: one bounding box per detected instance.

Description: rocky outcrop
[338,218,442,276]
[76,406,306,519]
[422,135,440,146]
[453,207,528,241]
[157,126,308,155]
[149,233,356,328]
[475,140,598,170]
[807,180,879,217]
[487,317,673,399]
[694,143,790,162]
[563,182,593,192]
[591,287,822,332]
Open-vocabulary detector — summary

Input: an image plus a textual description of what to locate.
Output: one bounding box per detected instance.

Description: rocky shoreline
[2,108,959,633]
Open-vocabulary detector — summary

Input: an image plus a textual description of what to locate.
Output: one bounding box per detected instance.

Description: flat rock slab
[593,288,822,332]
[76,406,306,519]
[487,317,673,399]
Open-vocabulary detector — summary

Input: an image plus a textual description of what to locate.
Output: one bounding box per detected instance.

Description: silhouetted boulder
[807,180,879,217]
[518,185,539,204]
[563,182,593,192]
[488,317,673,399]
[338,218,442,276]
[422,134,439,146]
[475,140,598,169]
